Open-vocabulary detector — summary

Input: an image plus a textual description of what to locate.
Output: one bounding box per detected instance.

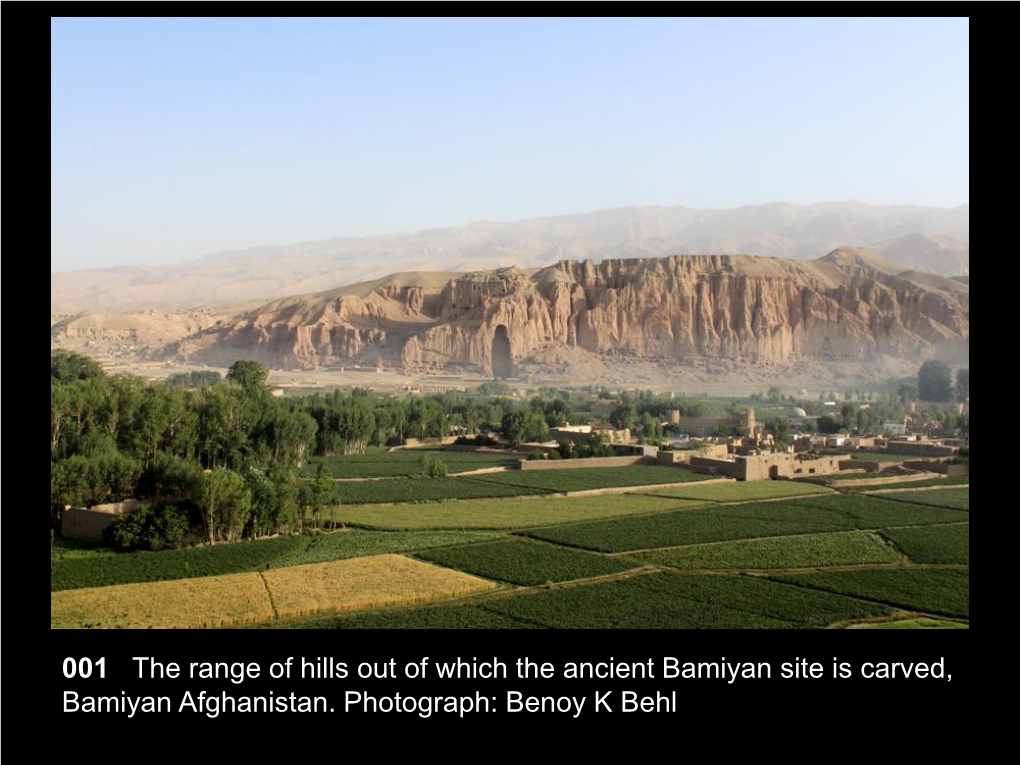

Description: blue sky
[51,17,969,270]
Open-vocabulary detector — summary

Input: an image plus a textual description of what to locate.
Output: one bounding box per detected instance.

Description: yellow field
[51,554,495,629]
[264,554,495,618]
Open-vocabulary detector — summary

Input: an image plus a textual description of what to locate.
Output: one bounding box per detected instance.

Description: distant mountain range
[50,201,969,313]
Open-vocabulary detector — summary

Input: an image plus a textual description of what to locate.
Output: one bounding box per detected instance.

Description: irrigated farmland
[522,501,857,552]
[51,555,496,628]
[641,480,834,503]
[327,493,707,530]
[634,531,903,571]
[774,568,969,618]
[880,524,969,564]
[51,529,503,591]
[329,476,548,504]
[465,465,710,493]
[415,538,639,585]
[876,487,970,510]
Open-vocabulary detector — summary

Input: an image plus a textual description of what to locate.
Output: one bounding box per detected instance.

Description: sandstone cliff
[170,251,970,374]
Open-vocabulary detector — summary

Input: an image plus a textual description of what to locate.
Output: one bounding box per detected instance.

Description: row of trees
[918,361,969,403]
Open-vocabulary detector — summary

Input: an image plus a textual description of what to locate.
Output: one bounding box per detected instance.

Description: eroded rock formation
[171,251,970,373]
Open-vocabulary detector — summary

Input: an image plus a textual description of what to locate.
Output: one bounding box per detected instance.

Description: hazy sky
[51,17,969,271]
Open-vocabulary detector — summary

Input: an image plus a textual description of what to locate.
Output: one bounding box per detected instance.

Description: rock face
[171,252,970,373]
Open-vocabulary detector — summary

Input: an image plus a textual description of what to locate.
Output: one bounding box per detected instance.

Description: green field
[859,618,968,629]
[880,524,969,564]
[524,495,967,553]
[477,572,893,629]
[774,568,969,618]
[323,605,544,629]
[326,493,707,530]
[329,476,549,504]
[415,539,639,585]
[53,456,970,628]
[635,531,902,570]
[300,448,517,477]
[522,501,854,552]
[51,529,503,591]
[843,475,969,491]
[876,487,970,510]
[796,493,969,527]
[641,480,834,503]
[465,465,710,493]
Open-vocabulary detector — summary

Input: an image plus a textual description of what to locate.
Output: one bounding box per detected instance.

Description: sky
[51,17,969,271]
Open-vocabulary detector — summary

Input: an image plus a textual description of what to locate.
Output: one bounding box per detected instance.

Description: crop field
[389,571,895,629]
[842,475,969,491]
[774,568,969,618]
[859,619,968,629]
[51,529,503,591]
[634,531,903,570]
[465,465,711,493]
[300,448,518,478]
[414,538,639,585]
[880,524,969,564]
[326,493,707,530]
[329,476,548,504]
[51,555,496,628]
[52,455,970,629]
[876,487,970,510]
[641,480,834,503]
[327,604,544,629]
[794,493,970,527]
[522,501,863,553]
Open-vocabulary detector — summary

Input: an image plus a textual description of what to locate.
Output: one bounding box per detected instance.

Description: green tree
[501,410,549,449]
[918,360,953,402]
[191,470,252,543]
[955,368,969,401]
[766,419,790,451]
[51,350,104,382]
[226,360,269,392]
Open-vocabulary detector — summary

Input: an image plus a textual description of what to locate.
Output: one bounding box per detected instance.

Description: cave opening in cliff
[491,325,514,378]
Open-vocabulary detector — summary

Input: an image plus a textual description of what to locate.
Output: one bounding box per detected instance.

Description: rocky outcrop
[171,253,970,373]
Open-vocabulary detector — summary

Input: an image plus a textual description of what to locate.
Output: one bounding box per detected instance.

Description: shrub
[418,453,449,477]
[106,502,192,551]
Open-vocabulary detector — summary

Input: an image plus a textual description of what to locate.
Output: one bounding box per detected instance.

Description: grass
[326,493,707,530]
[51,536,115,561]
[879,524,969,564]
[299,448,518,477]
[876,487,970,510]
[774,567,969,618]
[858,618,968,629]
[641,480,834,502]
[464,465,710,493]
[634,531,903,570]
[414,539,638,586]
[51,554,497,628]
[329,476,548,504]
[51,529,503,591]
